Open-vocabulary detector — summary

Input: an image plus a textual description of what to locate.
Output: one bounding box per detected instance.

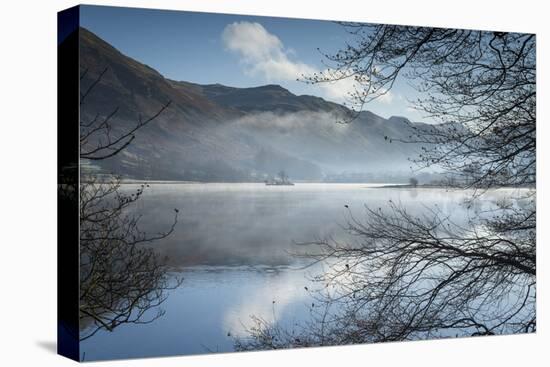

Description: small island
[265,170,295,186]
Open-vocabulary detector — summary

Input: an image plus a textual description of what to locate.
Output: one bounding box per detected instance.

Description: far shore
[375,183,536,189]
[78,179,535,190]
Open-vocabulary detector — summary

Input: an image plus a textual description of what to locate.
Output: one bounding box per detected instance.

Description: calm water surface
[81,183,519,360]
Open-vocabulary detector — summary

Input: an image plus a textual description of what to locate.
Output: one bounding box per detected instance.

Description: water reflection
[79,179,180,344]
[81,183,522,360]
[123,183,508,267]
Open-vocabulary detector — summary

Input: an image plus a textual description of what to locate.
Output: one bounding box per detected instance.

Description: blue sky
[80,5,424,121]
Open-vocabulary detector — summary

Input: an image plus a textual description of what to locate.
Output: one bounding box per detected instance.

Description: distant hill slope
[175,81,349,114]
[79,27,431,182]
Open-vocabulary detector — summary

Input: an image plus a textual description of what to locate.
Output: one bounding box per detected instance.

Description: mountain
[175,81,349,114]
[79,27,430,182]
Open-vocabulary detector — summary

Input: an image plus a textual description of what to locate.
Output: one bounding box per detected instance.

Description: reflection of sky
[222,265,315,338]
[80,266,315,360]
[81,184,528,360]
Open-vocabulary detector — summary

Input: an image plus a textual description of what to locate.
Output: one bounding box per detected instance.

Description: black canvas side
[57,5,80,362]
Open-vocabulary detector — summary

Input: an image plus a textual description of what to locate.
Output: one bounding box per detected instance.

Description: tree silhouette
[79,67,171,161]
[237,24,535,349]
[78,66,180,341]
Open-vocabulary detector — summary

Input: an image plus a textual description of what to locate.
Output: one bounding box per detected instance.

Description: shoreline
[79,179,536,190]
[374,184,536,189]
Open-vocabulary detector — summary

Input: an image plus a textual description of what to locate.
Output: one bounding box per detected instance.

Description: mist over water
[81,183,522,360]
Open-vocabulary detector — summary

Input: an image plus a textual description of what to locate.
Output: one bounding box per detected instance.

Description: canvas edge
[57,4,81,362]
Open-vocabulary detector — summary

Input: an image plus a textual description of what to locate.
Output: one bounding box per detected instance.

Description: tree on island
[277,170,289,183]
[236,25,535,349]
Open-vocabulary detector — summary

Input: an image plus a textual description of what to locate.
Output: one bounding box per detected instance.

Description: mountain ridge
[78,27,432,182]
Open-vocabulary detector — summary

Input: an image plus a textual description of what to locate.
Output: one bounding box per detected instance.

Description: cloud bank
[231,110,349,135]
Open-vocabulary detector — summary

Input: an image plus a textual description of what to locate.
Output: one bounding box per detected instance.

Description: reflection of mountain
[80,27,430,182]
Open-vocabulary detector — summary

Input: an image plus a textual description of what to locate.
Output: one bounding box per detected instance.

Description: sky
[80,5,426,121]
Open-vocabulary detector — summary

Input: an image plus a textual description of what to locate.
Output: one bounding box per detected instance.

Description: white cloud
[222,21,363,103]
[222,22,315,81]
[316,74,359,104]
[377,90,394,104]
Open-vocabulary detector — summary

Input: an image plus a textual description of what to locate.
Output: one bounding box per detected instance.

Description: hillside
[79,27,429,182]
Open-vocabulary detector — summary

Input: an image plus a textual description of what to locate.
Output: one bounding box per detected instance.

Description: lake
[80,183,522,360]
